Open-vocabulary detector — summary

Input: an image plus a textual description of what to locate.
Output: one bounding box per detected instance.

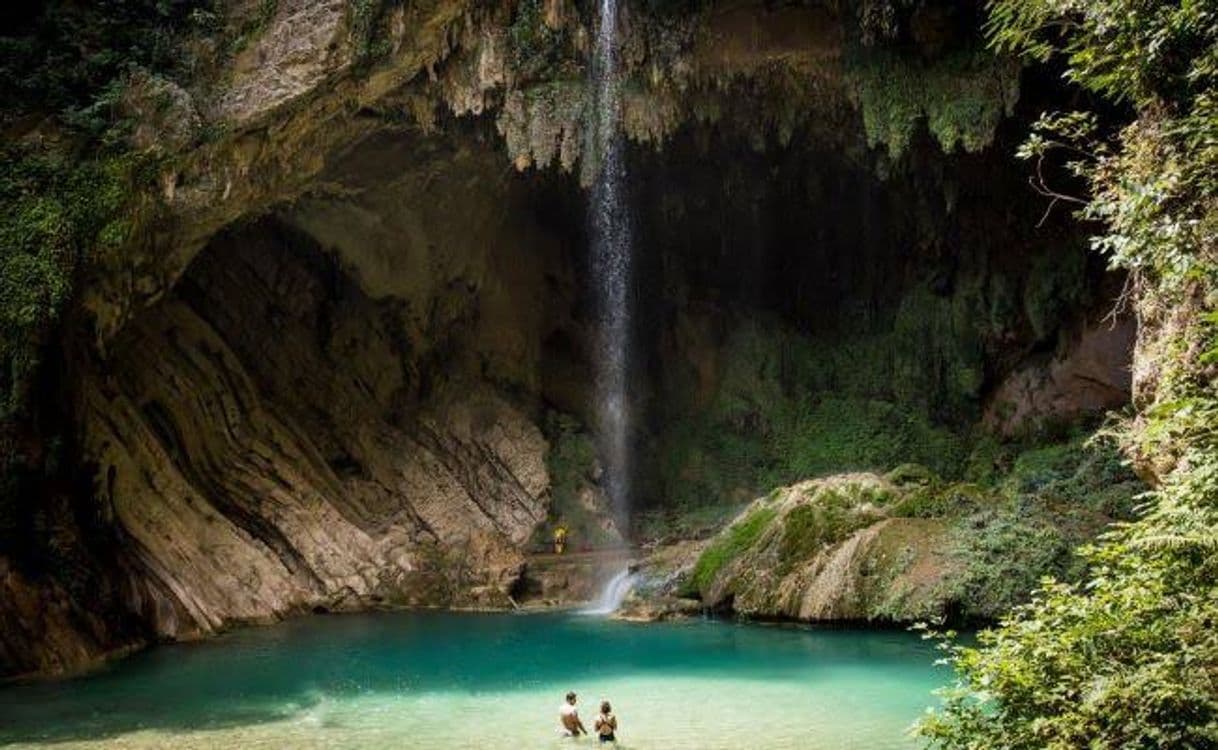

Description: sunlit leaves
[921,1,1218,748]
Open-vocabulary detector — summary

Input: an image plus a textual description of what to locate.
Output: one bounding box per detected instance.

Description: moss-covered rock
[651,432,1145,623]
[682,473,957,620]
[850,47,1021,158]
[688,502,779,594]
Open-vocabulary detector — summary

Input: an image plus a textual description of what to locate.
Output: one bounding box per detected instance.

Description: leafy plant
[919,1,1218,746]
[0,147,145,418]
[507,0,573,81]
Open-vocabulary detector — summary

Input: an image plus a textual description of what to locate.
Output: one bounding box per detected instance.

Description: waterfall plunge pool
[0,612,948,749]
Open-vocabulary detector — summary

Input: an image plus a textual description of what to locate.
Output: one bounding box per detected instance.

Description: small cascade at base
[582,568,638,615]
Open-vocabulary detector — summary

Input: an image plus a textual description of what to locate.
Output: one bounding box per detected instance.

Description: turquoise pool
[0,611,947,749]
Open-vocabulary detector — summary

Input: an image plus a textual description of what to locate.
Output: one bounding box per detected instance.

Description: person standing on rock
[560,691,588,737]
[554,524,568,555]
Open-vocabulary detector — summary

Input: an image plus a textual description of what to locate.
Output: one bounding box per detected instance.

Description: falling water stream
[589,0,634,528]
[582,568,639,615]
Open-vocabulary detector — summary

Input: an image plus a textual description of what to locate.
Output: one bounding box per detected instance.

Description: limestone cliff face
[79,217,550,642]
[2,129,591,676]
[0,560,136,676]
[984,317,1136,436]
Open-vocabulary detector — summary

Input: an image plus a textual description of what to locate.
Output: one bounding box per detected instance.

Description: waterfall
[582,568,638,615]
[588,0,634,528]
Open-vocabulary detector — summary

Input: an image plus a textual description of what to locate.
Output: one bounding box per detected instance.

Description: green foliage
[851,47,1022,157]
[680,426,1146,619]
[0,0,206,419]
[655,395,969,517]
[896,432,1142,618]
[886,462,936,487]
[921,1,1218,746]
[0,146,144,417]
[1022,246,1088,341]
[507,0,574,81]
[889,481,988,519]
[650,228,1097,516]
[350,0,398,65]
[778,491,884,568]
[995,1,1218,293]
[891,429,1140,519]
[537,412,619,549]
[987,0,1218,107]
[650,314,980,516]
[922,469,1218,747]
[689,504,777,595]
[777,398,970,483]
[946,500,1079,618]
[0,0,218,135]
[0,1,197,549]
[888,284,990,419]
[1000,430,1144,517]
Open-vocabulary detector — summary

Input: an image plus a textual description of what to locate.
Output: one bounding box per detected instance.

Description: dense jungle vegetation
[919,1,1218,747]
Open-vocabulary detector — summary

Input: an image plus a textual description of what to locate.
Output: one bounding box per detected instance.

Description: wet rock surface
[514,549,637,609]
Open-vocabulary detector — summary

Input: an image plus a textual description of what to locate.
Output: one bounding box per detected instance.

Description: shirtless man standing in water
[560,691,588,737]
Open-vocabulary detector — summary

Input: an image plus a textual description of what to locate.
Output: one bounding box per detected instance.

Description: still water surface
[0,611,947,749]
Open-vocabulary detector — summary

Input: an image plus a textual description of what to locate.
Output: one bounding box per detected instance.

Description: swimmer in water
[559,691,587,737]
[594,700,618,743]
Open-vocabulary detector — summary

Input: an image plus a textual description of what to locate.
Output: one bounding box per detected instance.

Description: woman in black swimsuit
[595,700,618,743]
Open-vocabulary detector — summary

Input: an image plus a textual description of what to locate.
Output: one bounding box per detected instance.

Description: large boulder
[688,474,957,621]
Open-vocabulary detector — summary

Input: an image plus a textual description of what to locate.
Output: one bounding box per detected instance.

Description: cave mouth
[66,115,1134,646]
[128,116,1139,516]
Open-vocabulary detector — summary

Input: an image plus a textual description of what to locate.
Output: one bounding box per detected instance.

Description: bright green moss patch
[689,505,777,595]
[850,47,1021,158]
[889,481,990,519]
[777,495,882,569]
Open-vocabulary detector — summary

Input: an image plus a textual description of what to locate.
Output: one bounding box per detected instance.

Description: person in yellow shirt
[553,524,568,555]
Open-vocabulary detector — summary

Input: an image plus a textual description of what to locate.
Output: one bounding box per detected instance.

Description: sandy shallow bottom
[0,612,947,749]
